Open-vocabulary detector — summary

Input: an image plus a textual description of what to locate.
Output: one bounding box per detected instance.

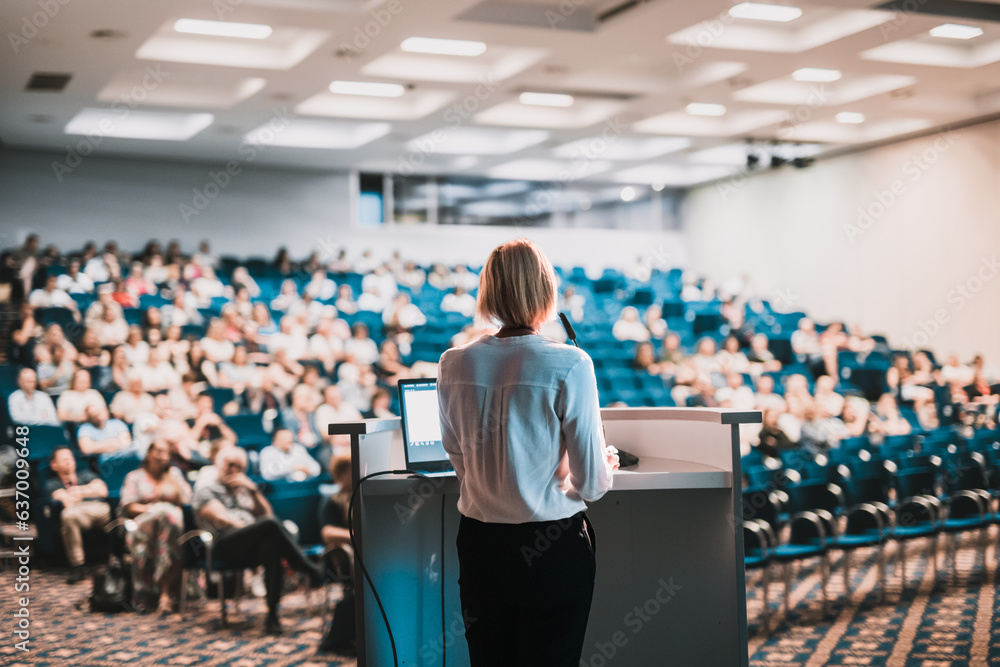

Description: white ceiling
[2,0,1000,187]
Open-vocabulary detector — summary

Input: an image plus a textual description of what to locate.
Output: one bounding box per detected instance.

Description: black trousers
[456,512,596,667]
[212,517,316,617]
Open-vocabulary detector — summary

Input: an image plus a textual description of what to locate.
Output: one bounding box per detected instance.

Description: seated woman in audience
[11,303,43,367]
[111,278,135,308]
[161,288,201,328]
[688,337,722,377]
[791,317,825,377]
[372,339,410,385]
[75,328,109,368]
[841,399,874,438]
[201,318,236,364]
[632,341,665,375]
[259,428,321,481]
[308,314,346,373]
[813,375,845,418]
[612,306,651,342]
[964,369,999,407]
[658,332,687,377]
[123,325,150,366]
[218,345,255,396]
[140,345,181,393]
[643,304,667,340]
[440,285,476,318]
[142,306,163,337]
[125,261,154,301]
[231,285,254,320]
[57,369,107,423]
[270,279,300,312]
[281,384,326,468]
[344,323,379,366]
[872,393,912,436]
[228,266,261,299]
[364,387,395,419]
[93,300,129,347]
[335,284,358,315]
[119,439,192,613]
[269,315,309,362]
[715,335,750,374]
[754,374,786,412]
[267,348,304,396]
[747,333,782,374]
[887,353,935,426]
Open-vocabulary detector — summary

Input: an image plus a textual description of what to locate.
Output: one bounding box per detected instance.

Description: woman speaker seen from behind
[438,238,619,667]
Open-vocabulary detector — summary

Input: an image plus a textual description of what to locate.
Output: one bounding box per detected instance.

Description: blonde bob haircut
[476,239,557,329]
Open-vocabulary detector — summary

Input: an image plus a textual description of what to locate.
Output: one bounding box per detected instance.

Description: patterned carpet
[3,529,1000,666]
[747,526,1000,666]
[0,565,351,667]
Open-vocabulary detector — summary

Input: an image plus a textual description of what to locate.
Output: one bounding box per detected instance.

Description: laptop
[397,378,455,477]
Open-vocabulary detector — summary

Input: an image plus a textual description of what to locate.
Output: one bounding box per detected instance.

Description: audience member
[259,428,322,481]
[46,447,111,583]
[8,367,59,425]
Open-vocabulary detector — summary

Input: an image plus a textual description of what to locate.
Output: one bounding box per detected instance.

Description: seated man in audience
[8,367,59,425]
[316,385,363,459]
[110,372,156,424]
[755,408,795,459]
[192,447,323,635]
[188,392,237,458]
[56,258,94,294]
[259,428,321,481]
[57,368,107,423]
[29,274,79,313]
[46,446,111,583]
[77,404,138,463]
[715,372,756,410]
[799,403,848,455]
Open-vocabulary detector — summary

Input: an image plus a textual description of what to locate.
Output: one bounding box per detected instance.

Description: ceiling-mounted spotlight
[791,157,814,169]
[769,155,787,169]
[746,153,760,169]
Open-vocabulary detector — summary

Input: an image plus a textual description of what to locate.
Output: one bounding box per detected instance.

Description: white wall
[0,149,687,276]
[683,119,1000,362]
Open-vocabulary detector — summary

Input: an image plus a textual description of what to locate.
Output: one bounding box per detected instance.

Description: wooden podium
[330,407,760,666]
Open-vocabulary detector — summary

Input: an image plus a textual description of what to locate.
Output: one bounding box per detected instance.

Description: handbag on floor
[90,556,134,613]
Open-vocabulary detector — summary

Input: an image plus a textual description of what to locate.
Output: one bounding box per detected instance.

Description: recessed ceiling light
[728,3,803,22]
[651,183,665,192]
[792,67,842,82]
[929,23,984,40]
[620,186,637,202]
[836,111,865,124]
[65,108,214,141]
[400,37,486,57]
[329,81,405,97]
[686,102,726,116]
[173,19,272,40]
[519,92,574,107]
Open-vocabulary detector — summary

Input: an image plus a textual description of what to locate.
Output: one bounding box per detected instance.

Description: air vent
[26,73,71,92]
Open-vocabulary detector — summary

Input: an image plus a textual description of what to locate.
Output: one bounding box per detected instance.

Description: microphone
[559,312,578,347]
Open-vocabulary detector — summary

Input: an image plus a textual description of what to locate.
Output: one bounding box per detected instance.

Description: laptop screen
[398,379,451,472]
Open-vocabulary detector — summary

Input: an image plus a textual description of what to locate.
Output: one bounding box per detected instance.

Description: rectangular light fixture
[173,18,272,40]
[400,37,486,57]
[792,67,842,82]
[686,102,726,116]
[519,92,574,107]
[728,3,803,22]
[329,80,405,97]
[65,108,214,141]
[929,23,984,40]
[835,111,865,124]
